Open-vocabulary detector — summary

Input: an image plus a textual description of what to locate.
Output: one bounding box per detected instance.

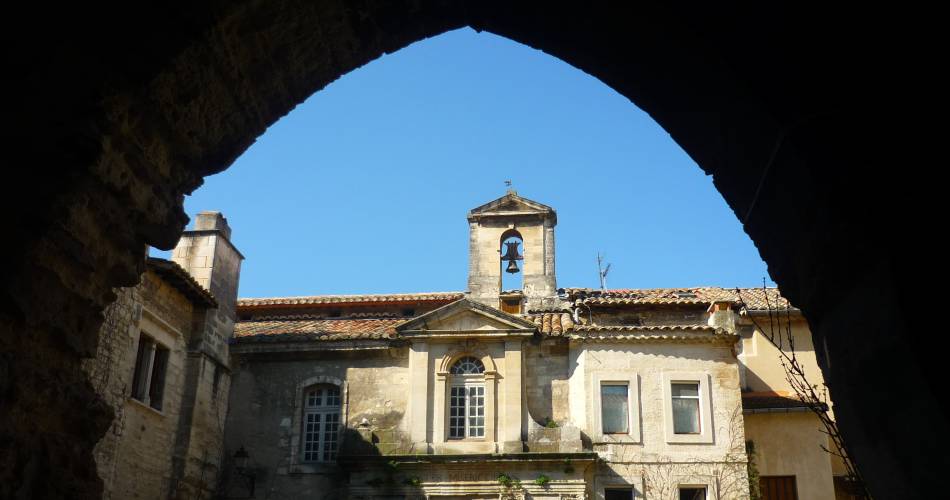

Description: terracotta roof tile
[562,287,792,310]
[524,312,574,336]
[237,292,463,308]
[146,257,217,308]
[234,317,403,343]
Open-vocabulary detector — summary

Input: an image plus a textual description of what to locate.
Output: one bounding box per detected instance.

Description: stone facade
[219,193,840,499]
[86,212,242,500]
[86,196,841,499]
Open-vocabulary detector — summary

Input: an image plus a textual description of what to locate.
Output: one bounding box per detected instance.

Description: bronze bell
[501,241,523,274]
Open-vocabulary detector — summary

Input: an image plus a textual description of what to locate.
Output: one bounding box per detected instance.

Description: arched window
[302,384,341,462]
[448,357,486,439]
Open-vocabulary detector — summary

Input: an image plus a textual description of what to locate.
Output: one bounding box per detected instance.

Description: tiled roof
[146,257,217,308]
[237,292,464,308]
[525,312,575,336]
[234,317,403,342]
[563,287,792,310]
[569,325,736,343]
[573,324,717,333]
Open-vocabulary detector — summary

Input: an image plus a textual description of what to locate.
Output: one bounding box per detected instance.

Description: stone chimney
[707,300,738,334]
[172,211,243,361]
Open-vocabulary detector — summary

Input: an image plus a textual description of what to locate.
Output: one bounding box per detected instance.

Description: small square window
[601,384,629,434]
[671,382,701,434]
[679,486,706,500]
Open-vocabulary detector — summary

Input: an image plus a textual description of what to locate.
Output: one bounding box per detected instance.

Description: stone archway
[2,2,939,498]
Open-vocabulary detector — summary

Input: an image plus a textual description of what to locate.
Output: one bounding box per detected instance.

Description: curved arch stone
[1,2,938,498]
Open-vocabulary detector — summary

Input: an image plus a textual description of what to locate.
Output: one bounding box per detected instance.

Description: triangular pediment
[468,191,555,219]
[397,298,538,336]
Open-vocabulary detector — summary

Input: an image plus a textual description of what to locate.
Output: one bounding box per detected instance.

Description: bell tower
[466,190,558,311]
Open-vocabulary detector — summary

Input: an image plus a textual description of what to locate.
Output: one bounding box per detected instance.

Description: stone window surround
[675,474,717,499]
[128,313,179,415]
[287,375,347,474]
[433,350,498,448]
[593,472,644,500]
[662,372,714,444]
[590,372,642,444]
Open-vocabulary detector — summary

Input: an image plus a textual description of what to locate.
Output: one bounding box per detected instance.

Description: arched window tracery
[450,356,485,375]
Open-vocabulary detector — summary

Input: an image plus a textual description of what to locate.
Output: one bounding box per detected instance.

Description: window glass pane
[323,413,339,461]
[303,413,321,461]
[672,383,699,398]
[307,389,322,407]
[302,385,342,462]
[679,487,706,500]
[131,336,152,401]
[327,387,341,406]
[672,398,700,434]
[601,384,629,434]
[451,356,485,375]
[468,386,485,437]
[449,386,465,438]
[148,346,169,410]
[605,489,634,500]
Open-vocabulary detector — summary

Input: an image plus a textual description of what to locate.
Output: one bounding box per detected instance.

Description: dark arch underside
[1,1,940,498]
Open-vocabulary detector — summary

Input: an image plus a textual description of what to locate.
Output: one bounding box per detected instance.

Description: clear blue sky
[155,28,774,298]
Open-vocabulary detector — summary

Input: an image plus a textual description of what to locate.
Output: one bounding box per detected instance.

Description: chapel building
[219,192,844,499]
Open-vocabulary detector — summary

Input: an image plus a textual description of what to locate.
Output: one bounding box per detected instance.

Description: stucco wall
[738,318,825,395]
[569,342,749,499]
[223,349,410,498]
[745,412,835,500]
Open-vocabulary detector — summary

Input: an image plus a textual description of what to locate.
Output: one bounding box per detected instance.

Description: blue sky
[156,28,773,298]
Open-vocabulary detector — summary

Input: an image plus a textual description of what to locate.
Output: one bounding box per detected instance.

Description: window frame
[447,356,487,440]
[671,381,701,435]
[591,372,641,443]
[677,485,708,500]
[287,375,348,474]
[130,332,170,412]
[600,383,630,435]
[662,372,714,444]
[301,384,342,463]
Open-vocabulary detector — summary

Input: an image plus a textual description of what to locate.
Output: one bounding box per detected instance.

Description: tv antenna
[597,253,612,291]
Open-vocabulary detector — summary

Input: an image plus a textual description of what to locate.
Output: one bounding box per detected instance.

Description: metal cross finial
[504,180,512,188]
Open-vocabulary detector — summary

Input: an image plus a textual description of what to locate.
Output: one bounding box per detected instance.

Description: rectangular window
[148,345,169,410]
[449,385,485,439]
[601,384,629,434]
[679,486,707,500]
[760,476,798,500]
[671,382,701,434]
[302,386,341,462]
[605,488,634,500]
[130,333,169,411]
[130,336,152,401]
